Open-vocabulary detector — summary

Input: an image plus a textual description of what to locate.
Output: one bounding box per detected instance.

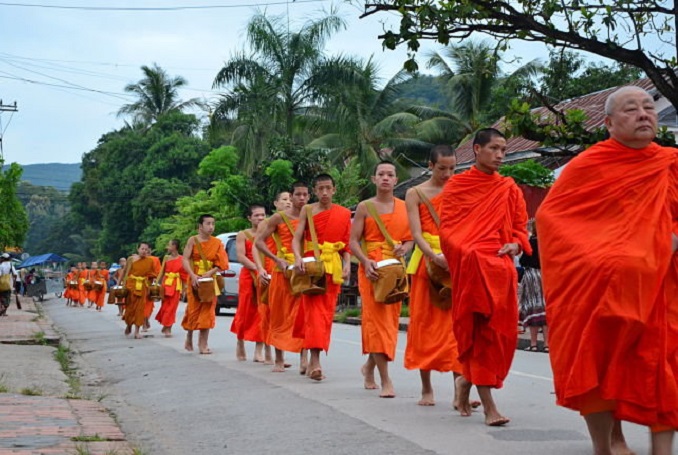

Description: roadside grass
[33,331,48,345]
[20,386,43,396]
[54,344,82,399]
[0,373,9,393]
[71,434,107,442]
[334,307,361,323]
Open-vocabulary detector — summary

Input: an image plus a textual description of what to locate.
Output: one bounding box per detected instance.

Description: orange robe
[230,236,263,342]
[64,272,78,301]
[182,236,228,331]
[439,166,531,388]
[536,139,678,428]
[78,269,89,305]
[404,193,462,373]
[267,217,304,353]
[155,256,187,327]
[145,256,161,319]
[359,199,411,361]
[257,236,276,344]
[301,204,351,352]
[123,257,159,327]
[88,270,107,308]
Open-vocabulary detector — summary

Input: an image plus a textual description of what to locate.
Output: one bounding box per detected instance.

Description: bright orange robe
[267,219,304,353]
[257,236,276,344]
[64,272,78,301]
[359,198,411,361]
[404,193,462,373]
[301,204,351,352]
[88,270,107,308]
[230,236,263,342]
[78,269,89,305]
[439,166,531,388]
[155,256,188,327]
[96,270,109,308]
[537,139,678,428]
[182,236,228,331]
[123,257,159,327]
[144,256,161,319]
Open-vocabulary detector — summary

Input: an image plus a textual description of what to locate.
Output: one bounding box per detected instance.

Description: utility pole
[0,100,19,161]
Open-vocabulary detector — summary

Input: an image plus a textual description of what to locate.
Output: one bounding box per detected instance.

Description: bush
[499,159,554,188]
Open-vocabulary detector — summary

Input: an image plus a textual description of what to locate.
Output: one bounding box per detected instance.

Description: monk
[64,266,79,307]
[155,239,188,338]
[230,205,269,362]
[123,242,160,339]
[255,184,310,373]
[537,86,678,455]
[182,214,228,355]
[143,254,161,331]
[439,128,531,426]
[90,261,108,312]
[292,174,352,381]
[404,144,470,406]
[114,257,127,317]
[350,161,413,398]
[78,262,90,307]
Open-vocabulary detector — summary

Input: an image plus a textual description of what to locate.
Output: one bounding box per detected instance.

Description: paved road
[44,300,650,455]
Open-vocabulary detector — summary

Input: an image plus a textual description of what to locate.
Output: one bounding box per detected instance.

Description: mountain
[2,163,81,192]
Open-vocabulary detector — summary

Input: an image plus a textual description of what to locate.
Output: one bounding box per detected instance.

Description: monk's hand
[275,258,288,273]
[294,258,306,274]
[190,274,200,289]
[432,253,449,271]
[392,243,408,258]
[258,268,271,286]
[498,243,520,257]
[362,259,379,281]
[342,262,351,282]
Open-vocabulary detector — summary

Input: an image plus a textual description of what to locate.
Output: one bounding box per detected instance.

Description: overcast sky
[0,0,551,169]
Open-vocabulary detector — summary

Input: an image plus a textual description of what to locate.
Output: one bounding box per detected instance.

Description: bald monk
[230,205,269,362]
[155,239,188,337]
[78,262,89,307]
[537,86,678,455]
[64,266,79,307]
[439,128,531,426]
[123,242,160,339]
[182,213,228,354]
[350,161,413,398]
[255,185,311,373]
[93,261,109,312]
[293,174,352,381]
[404,144,471,407]
[114,257,127,317]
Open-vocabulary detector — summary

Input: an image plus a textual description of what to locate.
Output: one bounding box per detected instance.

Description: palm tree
[211,11,359,175]
[118,63,202,124]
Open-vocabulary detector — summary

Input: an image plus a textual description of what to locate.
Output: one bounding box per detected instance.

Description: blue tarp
[17,253,68,269]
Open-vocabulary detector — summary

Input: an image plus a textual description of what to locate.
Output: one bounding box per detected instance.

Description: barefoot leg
[253,342,265,362]
[184,330,194,352]
[454,375,473,417]
[583,411,614,455]
[198,329,210,354]
[372,353,394,398]
[272,349,286,373]
[418,370,435,406]
[650,430,674,455]
[263,344,273,365]
[361,354,379,390]
[611,420,636,455]
[236,339,246,361]
[478,386,510,426]
[299,349,308,375]
[307,349,323,380]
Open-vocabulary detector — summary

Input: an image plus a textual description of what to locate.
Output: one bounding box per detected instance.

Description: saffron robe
[78,269,89,305]
[359,198,411,362]
[439,166,531,388]
[301,204,351,352]
[94,269,109,308]
[404,193,463,373]
[230,236,263,342]
[257,236,276,344]
[145,256,161,319]
[155,256,187,327]
[123,257,159,327]
[537,139,678,428]
[267,218,304,353]
[64,272,78,301]
[181,236,228,331]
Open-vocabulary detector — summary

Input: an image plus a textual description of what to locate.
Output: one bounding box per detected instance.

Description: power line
[0,1,326,11]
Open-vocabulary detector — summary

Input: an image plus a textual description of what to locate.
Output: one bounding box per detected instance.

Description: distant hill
[2,163,81,192]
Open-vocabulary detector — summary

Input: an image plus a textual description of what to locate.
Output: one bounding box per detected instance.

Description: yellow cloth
[194,259,220,294]
[129,275,146,292]
[276,247,295,265]
[304,240,346,284]
[406,233,440,274]
[164,272,183,292]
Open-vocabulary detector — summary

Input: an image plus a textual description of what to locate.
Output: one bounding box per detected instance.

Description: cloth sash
[193,260,219,295]
[129,275,146,296]
[305,240,345,284]
[406,232,440,274]
[164,272,183,292]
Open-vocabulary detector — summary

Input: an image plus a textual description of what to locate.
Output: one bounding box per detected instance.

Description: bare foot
[263,359,274,365]
[309,368,324,381]
[199,348,212,355]
[485,412,510,426]
[299,366,307,375]
[418,391,435,406]
[361,365,379,390]
[134,334,143,339]
[124,325,131,336]
[379,379,395,398]
[454,375,473,417]
[184,337,194,352]
[284,363,292,368]
[271,363,286,373]
[235,341,246,361]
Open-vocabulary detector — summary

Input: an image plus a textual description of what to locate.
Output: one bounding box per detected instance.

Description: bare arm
[182,237,200,289]
[293,206,309,272]
[255,214,288,272]
[236,231,258,271]
[405,187,447,270]
[672,233,677,253]
[349,203,379,281]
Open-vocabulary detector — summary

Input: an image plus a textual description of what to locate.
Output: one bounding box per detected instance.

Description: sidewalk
[0,294,135,455]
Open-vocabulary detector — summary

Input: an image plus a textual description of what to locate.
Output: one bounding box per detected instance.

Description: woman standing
[155,239,188,337]
[519,220,548,352]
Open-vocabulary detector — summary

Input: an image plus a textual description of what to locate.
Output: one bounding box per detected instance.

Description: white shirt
[0,262,17,277]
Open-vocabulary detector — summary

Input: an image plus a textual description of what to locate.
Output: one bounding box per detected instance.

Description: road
[44,300,650,455]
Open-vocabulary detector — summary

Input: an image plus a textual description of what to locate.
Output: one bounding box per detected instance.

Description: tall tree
[362,0,678,108]
[118,63,202,124]
[0,161,29,250]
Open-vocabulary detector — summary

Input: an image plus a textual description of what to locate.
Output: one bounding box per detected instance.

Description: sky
[0,0,552,167]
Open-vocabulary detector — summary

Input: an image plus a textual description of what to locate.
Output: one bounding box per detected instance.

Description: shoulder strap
[305,205,321,261]
[271,232,284,254]
[157,255,168,282]
[415,187,440,228]
[365,201,395,248]
[194,236,210,272]
[279,211,295,236]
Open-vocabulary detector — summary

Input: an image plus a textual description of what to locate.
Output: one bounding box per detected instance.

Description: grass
[54,344,82,399]
[334,307,361,323]
[0,373,9,393]
[71,434,107,442]
[20,387,43,396]
[32,331,48,345]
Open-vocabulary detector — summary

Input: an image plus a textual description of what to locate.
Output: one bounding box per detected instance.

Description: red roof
[455,79,656,164]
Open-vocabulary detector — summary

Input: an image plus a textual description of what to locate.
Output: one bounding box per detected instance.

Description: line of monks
[63,261,112,311]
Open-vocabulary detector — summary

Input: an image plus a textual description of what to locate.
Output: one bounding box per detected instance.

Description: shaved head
[604,86,652,116]
[604,86,657,149]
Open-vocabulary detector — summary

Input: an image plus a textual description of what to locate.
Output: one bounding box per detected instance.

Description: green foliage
[198,145,239,178]
[329,158,368,207]
[499,160,555,188]
[17,182,70,254]
[0,161,29,250]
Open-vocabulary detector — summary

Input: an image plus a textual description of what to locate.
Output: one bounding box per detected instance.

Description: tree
[17,182,69,254]
[362,0,678,108]
[0,161,29,250]
[118,63,202,124]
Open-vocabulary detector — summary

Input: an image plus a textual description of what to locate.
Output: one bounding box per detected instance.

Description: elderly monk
[255,184,310,373]
[230,205,269,362]
[439,128,531,426]
[350,161,413,398]
[404,144,470,407]
[537,86,678,455]
[123,242,160,339]
[182,214,229,355]
[155,239,188,338]
[292,174,352,381]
